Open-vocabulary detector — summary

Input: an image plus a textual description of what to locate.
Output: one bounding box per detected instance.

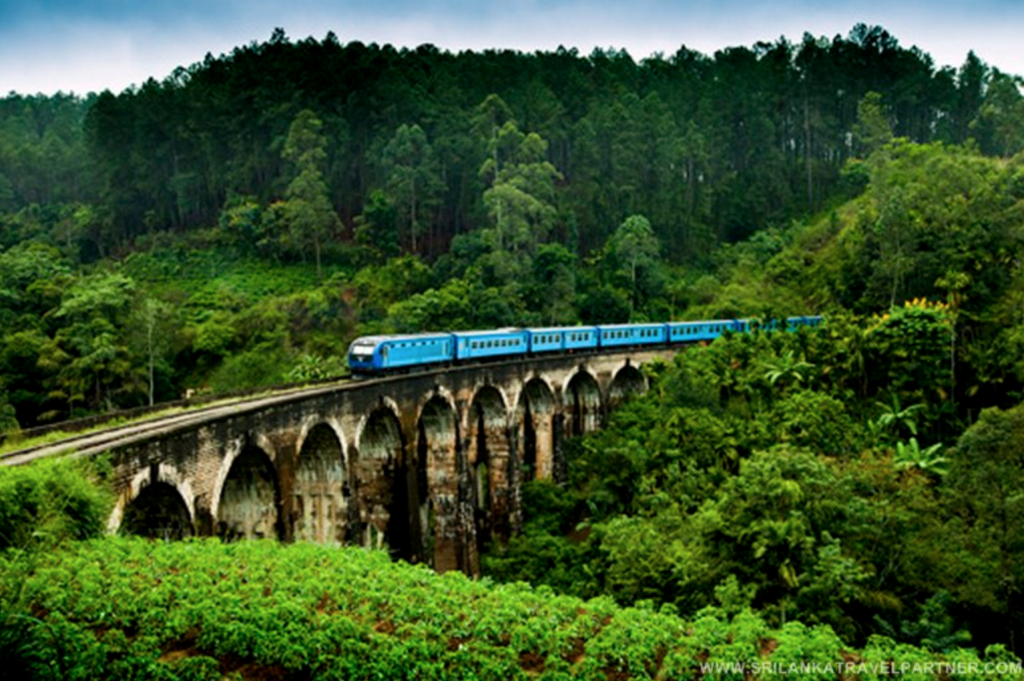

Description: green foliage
[943,403,1024,647]
[0,381,17,437]
[286,353,347,382]
[0,456,111,551]
[0,537,998,680]
[277,110,342,279]
[893,437,949,477]
[609,215,662,319]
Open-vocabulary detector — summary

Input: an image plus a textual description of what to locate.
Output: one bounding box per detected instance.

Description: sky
[2,0,1023,96]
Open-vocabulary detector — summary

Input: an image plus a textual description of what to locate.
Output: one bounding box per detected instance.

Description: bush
[0,456,112,551]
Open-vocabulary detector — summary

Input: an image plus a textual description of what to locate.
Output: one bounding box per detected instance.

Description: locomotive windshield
[349,341,376,362]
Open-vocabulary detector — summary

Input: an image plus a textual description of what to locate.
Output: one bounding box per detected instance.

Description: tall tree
[609,214,661,319]
[946,403,1024,652]
[480,122,561,256]
[853,92,894,157]
[279,109,341,279]
[382,123,443,254]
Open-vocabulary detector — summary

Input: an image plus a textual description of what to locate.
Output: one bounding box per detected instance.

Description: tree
[894,437,948,477]
[129,297,175,407]
[945,402,1024,651]
[382,124,443,254]
[975,72,1024,157]
[853,92,894,157]
[39,272,140,412]
[279,110,340,279]
[609,214,661,319]
[762,351,815,389]
[0,381,17,438]
[480,121,562,256]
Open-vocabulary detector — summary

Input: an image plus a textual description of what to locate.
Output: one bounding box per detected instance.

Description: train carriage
[527,327,599,353]
[596,323,667,349]
[786,315,823,330]
[666,320,739,343]
[565,327,599,350]
[453,329,529,361]
[527,328,565,353]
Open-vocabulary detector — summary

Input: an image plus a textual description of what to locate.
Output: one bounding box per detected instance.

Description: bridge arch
[563,369,603,437]
[356,403,413,559]
[416,391,460,570]
[515,376,556,481]
[608,362,647,410]
[293,420,348,544]
[214,439,281,541]
[109,463,195,538]
[121,483,194,540]
[467,384,512,554]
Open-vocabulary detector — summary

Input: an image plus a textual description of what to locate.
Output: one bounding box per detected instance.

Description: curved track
[0,379,362,467]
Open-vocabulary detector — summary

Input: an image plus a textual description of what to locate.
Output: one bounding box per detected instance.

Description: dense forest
[2,23,1023,427]
[3,21,1024,677]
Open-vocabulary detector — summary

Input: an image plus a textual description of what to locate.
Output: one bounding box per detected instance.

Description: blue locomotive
[347,316,822,375]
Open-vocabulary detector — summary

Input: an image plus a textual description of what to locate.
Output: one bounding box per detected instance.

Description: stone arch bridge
[107,348,674,575]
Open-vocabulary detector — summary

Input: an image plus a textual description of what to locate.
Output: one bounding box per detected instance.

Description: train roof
[594,322,669,329]
[524,326,597,333]
[348,333,452,346]
[450,328,526,337]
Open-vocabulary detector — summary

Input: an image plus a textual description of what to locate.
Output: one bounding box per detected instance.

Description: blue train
[347,316,822,375]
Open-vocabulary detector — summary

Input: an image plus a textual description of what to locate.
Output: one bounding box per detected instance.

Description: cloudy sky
[2,0,1022,96]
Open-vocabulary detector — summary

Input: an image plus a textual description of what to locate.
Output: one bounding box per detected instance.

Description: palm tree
[875,393,925,438]
[895,437,949,477]
[762,351,815,388]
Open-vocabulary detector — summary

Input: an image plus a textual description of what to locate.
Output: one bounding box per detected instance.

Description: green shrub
[0,456,111,551]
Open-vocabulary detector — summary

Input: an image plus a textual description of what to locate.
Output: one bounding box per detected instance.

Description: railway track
[0,379,359,467]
